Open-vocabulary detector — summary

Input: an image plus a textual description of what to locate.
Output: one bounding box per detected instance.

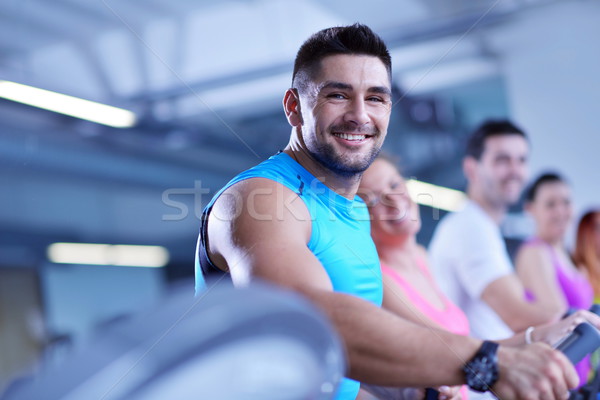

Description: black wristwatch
[463,340,499,392]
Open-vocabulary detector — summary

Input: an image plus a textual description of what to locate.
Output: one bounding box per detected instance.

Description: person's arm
[208,178,475,386]
[515,244,568,315]
[207,178,577,397]
[293,290,578,398]
[499,309,600,347]
[481,274,564,332]
[439,212,564,332]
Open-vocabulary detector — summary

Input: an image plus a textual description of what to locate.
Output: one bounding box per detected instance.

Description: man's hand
[493,342,577,400]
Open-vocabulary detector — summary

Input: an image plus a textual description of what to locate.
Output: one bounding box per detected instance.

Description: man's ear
[283,88,303,127]
[523,200,534,215]
[463,156,476,181]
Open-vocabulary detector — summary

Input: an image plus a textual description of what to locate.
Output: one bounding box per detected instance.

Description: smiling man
[429,120,565,346]
[196,26,578,400]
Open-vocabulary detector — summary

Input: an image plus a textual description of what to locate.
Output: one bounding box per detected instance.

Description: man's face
[298,54,392,176]
[474,135,530,208]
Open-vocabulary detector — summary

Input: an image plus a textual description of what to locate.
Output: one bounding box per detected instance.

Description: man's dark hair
[524,172,566,202]
[465,119,528,160]
[292,23,392,94]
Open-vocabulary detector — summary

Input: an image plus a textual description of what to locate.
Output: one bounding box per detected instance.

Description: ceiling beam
[128,7,514,105]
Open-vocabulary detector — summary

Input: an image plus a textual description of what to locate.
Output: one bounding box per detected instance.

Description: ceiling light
[47,242,169,268]
[0,80,137,128]
[406,179,467,212]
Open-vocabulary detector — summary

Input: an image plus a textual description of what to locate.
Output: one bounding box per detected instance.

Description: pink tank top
[381,259,470,399]
[381,259,470,336]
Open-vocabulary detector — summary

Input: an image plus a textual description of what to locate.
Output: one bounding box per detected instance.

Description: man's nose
[343,99,370,127]
[509,158,527,177]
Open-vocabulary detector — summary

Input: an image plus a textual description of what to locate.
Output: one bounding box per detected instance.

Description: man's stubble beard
[308,138,382,178]
[304,121,383,178]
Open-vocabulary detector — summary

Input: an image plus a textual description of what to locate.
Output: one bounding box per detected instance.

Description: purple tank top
[523,238,594,385]
[524,238,593,309]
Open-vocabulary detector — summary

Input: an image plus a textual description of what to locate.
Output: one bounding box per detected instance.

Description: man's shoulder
[233,153,293,181]
[208,175,312,256]
[209,154,301,204]
[433,208,469,235]
[430,204,495,252]
[215,176,307,216]
[439,202,494,231]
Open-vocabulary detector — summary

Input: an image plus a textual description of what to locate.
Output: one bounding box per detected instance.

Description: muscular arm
[206,178,577,397]
[207,178,477,386]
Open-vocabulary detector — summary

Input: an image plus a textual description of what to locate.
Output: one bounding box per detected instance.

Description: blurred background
[1,0,599,393]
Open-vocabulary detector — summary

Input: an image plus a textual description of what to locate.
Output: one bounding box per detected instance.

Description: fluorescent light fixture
[0,80,137,128]
[47,242,169,268]
[406,179,467,212]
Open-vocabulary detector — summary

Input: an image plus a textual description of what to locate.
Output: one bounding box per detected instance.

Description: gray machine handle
[555,322,600,365]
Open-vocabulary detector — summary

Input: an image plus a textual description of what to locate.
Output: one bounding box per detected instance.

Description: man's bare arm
[206,178,577,398]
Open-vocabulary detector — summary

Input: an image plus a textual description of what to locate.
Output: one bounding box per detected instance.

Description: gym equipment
[556,322,600,365]
[1,280,345,400]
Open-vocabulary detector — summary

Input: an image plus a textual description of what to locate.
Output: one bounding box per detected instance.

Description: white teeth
[334,133,367,141]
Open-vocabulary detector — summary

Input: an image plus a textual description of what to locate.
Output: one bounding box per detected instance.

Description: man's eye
[327,93,346,99]
[367,96,384,102]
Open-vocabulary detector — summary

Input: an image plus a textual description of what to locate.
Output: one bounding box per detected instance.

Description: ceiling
[0,0,535,122]
[0,0,565,275]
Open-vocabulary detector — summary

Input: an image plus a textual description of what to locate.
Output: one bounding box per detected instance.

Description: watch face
[464,342,499,393]
[466,357,497,392]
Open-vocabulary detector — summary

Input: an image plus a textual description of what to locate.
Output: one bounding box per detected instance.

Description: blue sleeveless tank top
[195,152,383,400]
